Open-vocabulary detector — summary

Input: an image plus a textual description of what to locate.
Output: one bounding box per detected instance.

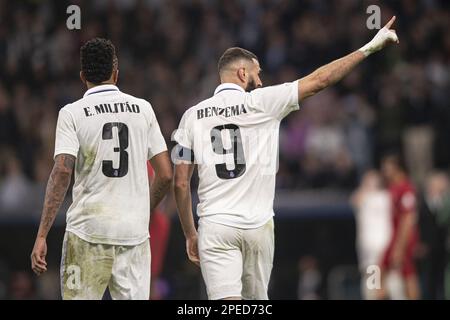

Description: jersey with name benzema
[54,84,167,245]
[175,82,299,229]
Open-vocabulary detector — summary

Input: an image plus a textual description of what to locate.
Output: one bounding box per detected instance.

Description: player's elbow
[312,71,330,91]
[162,176,173,190]
[173,178,190,192]
[157,170,173,187]
[299,72,329,101]
[52,166,73,183]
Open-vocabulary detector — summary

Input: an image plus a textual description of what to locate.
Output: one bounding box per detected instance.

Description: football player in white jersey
[30,38,172,300]
[174,17,399,300]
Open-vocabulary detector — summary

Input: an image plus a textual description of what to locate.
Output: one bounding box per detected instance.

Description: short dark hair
[218,47,258,73]
[80,38,117,84]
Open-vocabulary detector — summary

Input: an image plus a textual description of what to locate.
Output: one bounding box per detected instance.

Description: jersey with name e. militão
[174,82,299,229]
[54,84,167,245]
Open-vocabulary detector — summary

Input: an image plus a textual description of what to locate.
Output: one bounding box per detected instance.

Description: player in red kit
[379,154,420,299]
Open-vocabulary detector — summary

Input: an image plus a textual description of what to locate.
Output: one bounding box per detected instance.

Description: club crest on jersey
[197,104,247,120]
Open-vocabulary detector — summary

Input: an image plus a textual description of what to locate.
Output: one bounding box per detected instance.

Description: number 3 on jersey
[102,122,129,178]
[210,124,246,180]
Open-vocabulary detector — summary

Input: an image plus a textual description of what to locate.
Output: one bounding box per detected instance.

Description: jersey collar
[83,84,120,98]
[214,83,245,95]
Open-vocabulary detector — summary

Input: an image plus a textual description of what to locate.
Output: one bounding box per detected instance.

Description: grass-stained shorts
[60,231,150,300]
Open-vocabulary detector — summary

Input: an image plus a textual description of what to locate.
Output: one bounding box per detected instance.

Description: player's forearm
[299,16,399,101]
[174,182,196,239]
[315,50,366,88]
[150,174,172,213]
[37,154,75,239]
[299,51,366,100]
[312,15,400,91]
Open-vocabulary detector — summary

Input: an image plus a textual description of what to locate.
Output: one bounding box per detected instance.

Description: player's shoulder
[250,81,298,96]
[391,179,416,200]
[193,95,217,111]
[120,91,157,120]
[120,92,152,109]
[58,100,78,118]
[246,81,299,115]
[179,96,216,121]
[401,179,416,194]
[394,178,415,191]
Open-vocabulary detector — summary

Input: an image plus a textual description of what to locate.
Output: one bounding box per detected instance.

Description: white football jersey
[54,84,167,245]
[174,82,299,228]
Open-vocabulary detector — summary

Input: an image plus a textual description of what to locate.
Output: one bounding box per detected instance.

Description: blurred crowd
[1,0,449,215]
[0,0,449,299]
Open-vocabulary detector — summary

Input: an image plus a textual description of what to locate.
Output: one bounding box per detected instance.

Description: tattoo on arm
[150,175,171,213]
[37,154,75,239]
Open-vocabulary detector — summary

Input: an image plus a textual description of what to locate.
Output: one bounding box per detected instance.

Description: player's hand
[186,234,200,267]
[31,237,48,275]
[360,16,399,56]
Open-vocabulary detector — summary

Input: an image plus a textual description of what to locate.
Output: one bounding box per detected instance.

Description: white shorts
[60,231,150,300]
[198,218,274,300]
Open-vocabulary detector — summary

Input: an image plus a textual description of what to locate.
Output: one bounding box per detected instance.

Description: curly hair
[80,38,117,84]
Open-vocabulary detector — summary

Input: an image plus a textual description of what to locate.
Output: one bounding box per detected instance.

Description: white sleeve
[173,110,193,149]
[54,108,79,159]
[248,80,300,120]
[147,107,168,159]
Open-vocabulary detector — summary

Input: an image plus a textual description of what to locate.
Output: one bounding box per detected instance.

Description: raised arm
[31,153,75,275]
[298,16,399,101]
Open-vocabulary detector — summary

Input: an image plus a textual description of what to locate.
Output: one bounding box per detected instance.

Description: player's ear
[237,67,246,83]
[113,69,119,84]
[80,71,86,85]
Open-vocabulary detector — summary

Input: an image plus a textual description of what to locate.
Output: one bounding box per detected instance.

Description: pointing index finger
[385,16,396,29]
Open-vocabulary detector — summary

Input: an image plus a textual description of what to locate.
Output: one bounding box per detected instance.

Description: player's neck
[220,78,245,91]
[86,81,117,90]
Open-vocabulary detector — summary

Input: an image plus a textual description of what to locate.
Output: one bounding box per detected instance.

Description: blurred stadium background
[0,0,449,299]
